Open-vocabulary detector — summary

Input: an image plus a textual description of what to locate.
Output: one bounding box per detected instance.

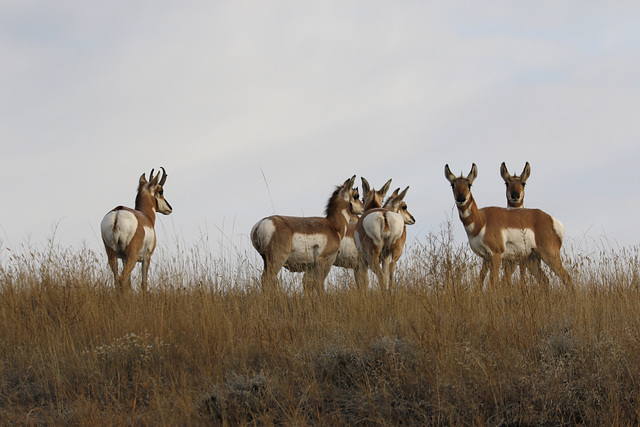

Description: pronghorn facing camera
[101,168,172,292]
[355,186,415,292]
[499,161,541,282]
[500,161,530,208]
[251,176,362,292]
[445,163,571,289]
[334,178,392,291]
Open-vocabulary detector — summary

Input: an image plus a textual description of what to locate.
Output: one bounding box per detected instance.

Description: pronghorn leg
[261,258,281,290]
[104,247,120,290]
[518,263,527,283]
[479,258,490,286]
[541,252,573,290]
[369,260,385,292]
[141,255,150,292]
[502,260,516,287]
[526,255,545,285]
[488,256,501,288]
[353,261,369,291]
[388,257,398,292]
[527,254,549,289]
[261,246,288,290]
[315,260,332,293]
[380,255,391,292]
[120,257,137,292]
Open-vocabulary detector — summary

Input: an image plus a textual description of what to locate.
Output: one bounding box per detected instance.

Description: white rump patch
[362,211,405,247]
[501,227,536,259]
[251,219,276,253]
[101,210,138,257]
[552,218,565,243]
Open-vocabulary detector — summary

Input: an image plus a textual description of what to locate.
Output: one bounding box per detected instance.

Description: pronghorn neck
[326,205,351,239]
[507,199,524,209]
[456,193,484,237]
[134,189,157,224]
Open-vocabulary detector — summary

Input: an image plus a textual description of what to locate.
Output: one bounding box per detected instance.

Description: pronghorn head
[350,186,364,217]
[500,161,530,208]
[445,163,477,207]
[384,187,416,225]
[326,175,359,217]
[137,167,173,215]
[361,177,392,211]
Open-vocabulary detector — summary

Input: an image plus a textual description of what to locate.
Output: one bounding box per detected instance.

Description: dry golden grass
[1,224,640,425]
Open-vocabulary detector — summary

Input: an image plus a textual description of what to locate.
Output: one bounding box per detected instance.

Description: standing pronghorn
[101,168,173,292]
[499,161,541,282]
[445,163,572,288]
[334,178,392,290]
[251,176,363,292]
[354,186,415,292]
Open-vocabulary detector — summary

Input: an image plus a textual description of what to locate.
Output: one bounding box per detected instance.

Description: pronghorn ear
[342,175,356,194]
[521,162,531,182]
[500,162,511,182]
[397,186,409,201]
[380,179,392,198]
[139,173,148,185]
[444,164,456,183]
[467,164,478,184]
[361,177,370,196]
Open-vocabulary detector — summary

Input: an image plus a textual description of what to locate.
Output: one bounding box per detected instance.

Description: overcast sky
[2,2,640,264]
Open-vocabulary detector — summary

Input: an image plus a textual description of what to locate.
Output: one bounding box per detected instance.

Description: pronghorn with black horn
[354,185,415,292]
[334,178,392,290]
[251,176,363,292]
[100,167,172,292]
[445,163,572,289]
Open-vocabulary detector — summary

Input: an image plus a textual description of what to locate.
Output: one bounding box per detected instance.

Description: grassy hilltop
[1,225,640,425]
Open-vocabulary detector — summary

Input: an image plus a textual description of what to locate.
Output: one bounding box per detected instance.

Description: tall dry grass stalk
[1,223,640,425]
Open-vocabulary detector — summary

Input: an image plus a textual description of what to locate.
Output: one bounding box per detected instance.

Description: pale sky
[2,2,640,263]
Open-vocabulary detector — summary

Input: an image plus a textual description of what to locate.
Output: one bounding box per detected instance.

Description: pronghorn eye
[402,205,407,210]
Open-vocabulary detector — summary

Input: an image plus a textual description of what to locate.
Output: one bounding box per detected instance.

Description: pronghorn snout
[157,197,173,215]
[406,213,416,225]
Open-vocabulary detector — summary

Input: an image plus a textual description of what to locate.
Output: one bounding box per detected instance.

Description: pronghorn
[501,161,530,208]
[251,176,363,292]
[445,163,572,288]
[101,168,172,292]
[499,161,540,282]
[334,178,392,290]
[355,186,415,292]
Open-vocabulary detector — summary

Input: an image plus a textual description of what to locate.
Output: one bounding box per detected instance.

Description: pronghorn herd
[101,163,572,292]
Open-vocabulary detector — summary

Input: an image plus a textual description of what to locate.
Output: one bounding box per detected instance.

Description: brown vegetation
[1,224,640,425]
